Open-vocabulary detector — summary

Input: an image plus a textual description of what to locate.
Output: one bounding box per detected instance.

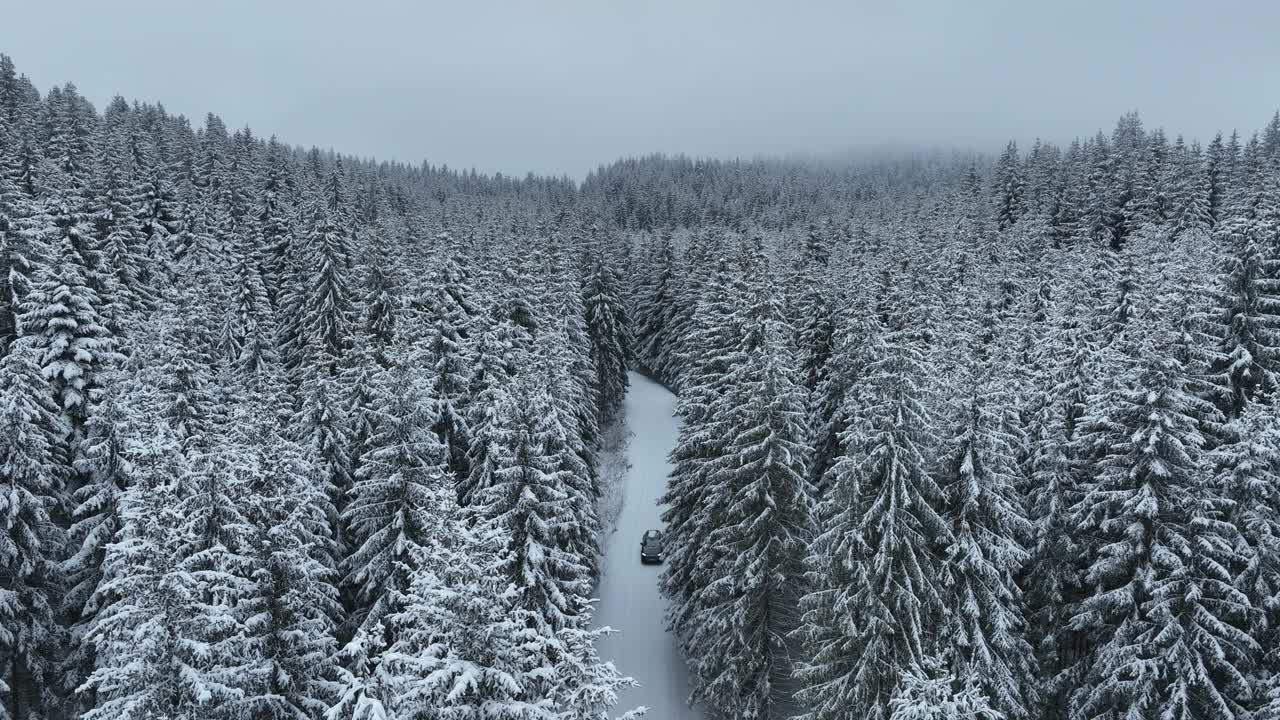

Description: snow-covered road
[595,371,705,719]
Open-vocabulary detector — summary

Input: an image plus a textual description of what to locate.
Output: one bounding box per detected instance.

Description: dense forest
[0,53,636,720]
[1,50,1279,720]
[630,114,1280,720]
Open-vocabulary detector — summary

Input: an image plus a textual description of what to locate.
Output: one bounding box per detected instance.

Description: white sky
[3,0,1278,179]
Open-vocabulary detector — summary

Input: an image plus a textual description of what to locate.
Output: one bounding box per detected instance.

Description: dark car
[640,529,664,564]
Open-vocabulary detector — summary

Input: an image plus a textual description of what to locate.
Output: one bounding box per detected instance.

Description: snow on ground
[595,371,705,720]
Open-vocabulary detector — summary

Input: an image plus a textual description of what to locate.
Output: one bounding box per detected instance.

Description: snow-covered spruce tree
[412,255,474,480]
[474,375,592,632]
[234,406,342,720]
[889,655,1001,720]
[490,262,539,365]
[359,239,399,365]
[82,418,227,720]
[531,332,604,581]
[993,141,1026,231]
[460,319,517,506]
[659,231,715,390]
[281,171,356,380]
[86,131,148,320]
[1020,394,1085,720]
[632,228,676,378]
[549,596,648,720]
[16,192,120,433]
[793,323,950,720]
[1207,183,1280,418]
[171,423,260,708]
[935,367,1037,720]
[295,374,351,555]
[61,367,138,712]
[659,254,747,639]
[807,296,878,503]
[682,272,810,720]
[0,342,70,720]
[152,301,221,453]
[792,269,835,397]
[1070,337,1256,720]
[1210,395,1280,683]
[341,368,453,636]
[583,253,630,425]
[545,243,603,488]
[361,525,542,720]
[0,163,33,353]
[254,137,295,302]
[340,343,382,488]
[228,233,282,389]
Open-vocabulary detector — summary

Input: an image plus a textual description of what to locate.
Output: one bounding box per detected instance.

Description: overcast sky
[3,1,1278,179]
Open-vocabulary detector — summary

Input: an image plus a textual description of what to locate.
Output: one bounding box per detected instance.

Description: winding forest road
[595,371,705,719]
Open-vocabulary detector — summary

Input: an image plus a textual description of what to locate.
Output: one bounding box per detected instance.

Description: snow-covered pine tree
[793,322,949,720]
[583,253,630,425]
[0,341,70,720]
[659,254,747,638]
[936,366,1037,720]
[235,405,342,720]
[1206,164,1280,418]
[1071,337,1256,720]
[369,522,557,720]
[682,271,810,720]
[474,376,592,631]
[1210,394,1280,688]
[16,191,120,433]
[632,228,676,379]
[889,655,1001,720]
[342,368,453,636]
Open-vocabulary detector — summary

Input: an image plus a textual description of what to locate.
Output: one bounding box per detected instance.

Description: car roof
[643,529,662,537]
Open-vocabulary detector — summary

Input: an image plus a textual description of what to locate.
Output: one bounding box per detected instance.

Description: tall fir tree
[583,254,631,425]
[794,324,950,720]
[936,368,1037,720]
[0,342,70,720]
[682,274,810,720]
[341,369,453,636]
[1071,341,1256,720]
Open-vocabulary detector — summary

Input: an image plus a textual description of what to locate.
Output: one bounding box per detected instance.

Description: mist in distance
[4,0,1278,179]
